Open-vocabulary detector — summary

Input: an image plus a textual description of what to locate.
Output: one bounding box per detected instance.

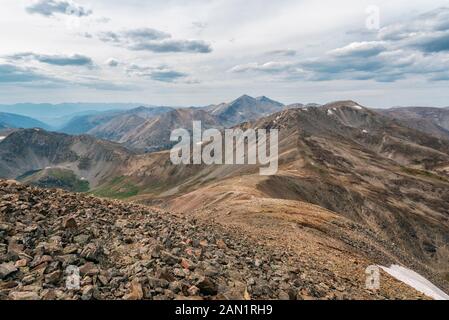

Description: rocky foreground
[0,180,426,300]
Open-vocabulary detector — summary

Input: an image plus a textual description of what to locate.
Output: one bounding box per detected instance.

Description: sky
[0,0,449,108]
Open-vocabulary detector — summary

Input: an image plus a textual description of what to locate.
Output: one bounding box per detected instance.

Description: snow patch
[327,109,334,116]
[362,129,368,134]
[0,136,5,141]
[350,105,363,110]
[380,265,449,300]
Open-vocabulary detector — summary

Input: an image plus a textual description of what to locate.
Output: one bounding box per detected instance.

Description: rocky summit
[0,180,427,300]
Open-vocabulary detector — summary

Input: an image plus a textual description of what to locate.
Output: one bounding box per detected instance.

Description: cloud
[99,28,170,43]
[96,28,212,54]
[106,58,119,67]
[266,49,297,57]
[26,0,92,17]
[406,31,449,53]
[0,64,53,83]
[150,70,188,82]
[0,63,131,90]
[329,41,386,58]
[229,8,449,83]
[129,39,211,53]
[378,7,449,53]
[126,64,188,82]
[230,61,297,74]
[6,52,93,67]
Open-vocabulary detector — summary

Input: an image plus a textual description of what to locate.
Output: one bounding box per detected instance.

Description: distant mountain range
[0,112,50,130]
[58,95,289,151]
[0,103,155,128]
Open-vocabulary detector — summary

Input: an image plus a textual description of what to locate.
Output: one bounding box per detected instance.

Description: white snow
[362,129,368,134]
[0,136,5,141]
[350,105,363,110]
[380,265,449,300]
[327,109,334,116]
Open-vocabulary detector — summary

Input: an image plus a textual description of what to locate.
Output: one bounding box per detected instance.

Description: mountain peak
[233,94,256,103]
[322,100,365,111]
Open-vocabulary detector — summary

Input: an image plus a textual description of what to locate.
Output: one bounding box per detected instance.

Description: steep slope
[59,110,123,135]
[0,112,50,130]
[206,95,285,126]
[0,180,429,300]
[0,129,132,188]
[118,108,221,152]
[377,107,449,140]
[88,106,174,141]
[102,101,449,289]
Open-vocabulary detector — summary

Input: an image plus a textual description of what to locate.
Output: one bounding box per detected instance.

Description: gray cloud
[230,7,449,83]
[126,64,188,82]
[129,39,211,53]
[7,52,93,67]
[0,64,52,83]
[97,28,212,54]
[26,0,92,17]
[0,63,130,90]
[379,7,449,53]
[230,61,298,74]
[150,70,188,82]
[266,49,297,57]
[98,28,170,44]
[406,31,449,53]
[106,58,119,67]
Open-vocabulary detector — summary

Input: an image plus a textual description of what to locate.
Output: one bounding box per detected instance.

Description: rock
[63,216,78,229]
[15,259,27,268]
[45,270,62,285]
[147,277,169,289]
[9,291,40,300]
[0,262,17,279]
[150,244,163,258]
[161,251,180,266]
[221,282,251,300]
[187,285,200,296]
[216,239,227,250]
[180,258,193,270]
[22,275,36,285]
[79,262,99,276]
[196,277,218,295]
[81,285,94,300]
[278,290,290,300]
[124,280,143,300]
[204,266,220,277]
[73,234,90,245]
[98,275,110,286]
[80,243,102,262]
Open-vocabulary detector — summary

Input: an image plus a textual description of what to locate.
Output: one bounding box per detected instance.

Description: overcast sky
[1,0,449,107]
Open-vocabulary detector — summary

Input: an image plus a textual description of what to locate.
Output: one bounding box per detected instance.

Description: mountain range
[1,96,449,299]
